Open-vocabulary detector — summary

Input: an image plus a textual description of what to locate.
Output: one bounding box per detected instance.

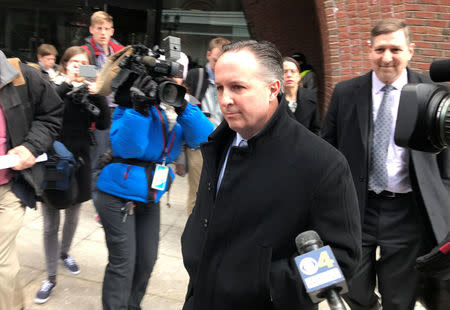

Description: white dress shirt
[371,69,412,193]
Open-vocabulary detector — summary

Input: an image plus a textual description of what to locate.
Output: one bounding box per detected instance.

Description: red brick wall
[242,0,450,118]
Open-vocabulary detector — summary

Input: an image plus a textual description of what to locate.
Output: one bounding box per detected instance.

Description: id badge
[151,164,169,191]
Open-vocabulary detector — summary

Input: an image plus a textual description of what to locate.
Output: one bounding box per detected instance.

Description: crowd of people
[0,9,448,310]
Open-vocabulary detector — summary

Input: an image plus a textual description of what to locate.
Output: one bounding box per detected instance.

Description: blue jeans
[95,191,160,310]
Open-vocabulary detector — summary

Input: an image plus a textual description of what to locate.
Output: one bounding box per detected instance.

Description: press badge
[151,164,169,191]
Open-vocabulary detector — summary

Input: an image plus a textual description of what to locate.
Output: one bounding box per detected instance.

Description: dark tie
[369,84,394,194]
[238,139,248,148]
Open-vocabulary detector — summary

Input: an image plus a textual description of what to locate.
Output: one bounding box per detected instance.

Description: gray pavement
[18,175,190,310]
[16,175,426,310]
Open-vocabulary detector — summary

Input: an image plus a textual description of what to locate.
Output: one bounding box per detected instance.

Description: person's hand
[86,80,97,94]
[7,145,36,170]
[175,162,185,176]
[130,74,157,116]
[174,99,188,116]
[66,62,85,84]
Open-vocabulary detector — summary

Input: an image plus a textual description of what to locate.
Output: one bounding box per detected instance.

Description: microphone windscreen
[295,230,322,254]
[430,59,450,82]
[141,56,156,68]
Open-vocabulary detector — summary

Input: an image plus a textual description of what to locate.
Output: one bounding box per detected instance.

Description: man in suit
[322,18,450,310]
[181,40,362,310]
[183,37,230,215]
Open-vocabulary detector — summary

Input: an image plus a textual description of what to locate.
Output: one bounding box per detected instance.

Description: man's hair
[37,44,58,57]
[282,56,301,72]
[58,46,90,74]
[91,11,114,27]
[371,18,411,45]
[208,37,231,51]
[222,40,284,91]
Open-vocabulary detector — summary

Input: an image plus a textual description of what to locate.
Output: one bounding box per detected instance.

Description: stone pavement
[16,175,426,310]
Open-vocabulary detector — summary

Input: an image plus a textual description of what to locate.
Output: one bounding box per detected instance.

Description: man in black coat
[181,40,362,310]
[322,18,450,310]
[0,50,62,310]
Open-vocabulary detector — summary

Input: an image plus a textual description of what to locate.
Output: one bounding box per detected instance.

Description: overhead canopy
[0,0,157,10]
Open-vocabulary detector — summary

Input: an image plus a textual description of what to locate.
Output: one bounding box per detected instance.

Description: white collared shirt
[371,69,411,193]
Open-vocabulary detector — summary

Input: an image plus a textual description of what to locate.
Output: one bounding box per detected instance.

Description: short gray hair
[222,40,284,91]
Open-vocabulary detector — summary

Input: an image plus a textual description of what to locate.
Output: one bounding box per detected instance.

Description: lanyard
[155,107,176,164]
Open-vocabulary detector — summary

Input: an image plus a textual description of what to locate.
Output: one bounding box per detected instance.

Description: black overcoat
[181,101,362,310]
[282,87,321,135]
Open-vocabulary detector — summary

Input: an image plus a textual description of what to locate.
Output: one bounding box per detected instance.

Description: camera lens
[435,93,450,148]
[161,83,178,104]
[158,81,186,107]
[395,83,450,153]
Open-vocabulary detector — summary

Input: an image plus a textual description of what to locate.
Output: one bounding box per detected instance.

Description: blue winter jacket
[97,102,214,203]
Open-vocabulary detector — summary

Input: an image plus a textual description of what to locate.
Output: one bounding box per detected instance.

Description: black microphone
[295,230,348,310]
[430,59,450,82]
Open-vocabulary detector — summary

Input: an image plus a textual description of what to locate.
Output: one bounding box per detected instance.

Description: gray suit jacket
[322,69,450,243]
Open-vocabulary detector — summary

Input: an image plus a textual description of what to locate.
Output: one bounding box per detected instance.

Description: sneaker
[61,254,80,274]
[34,280,56,304]
[94,213,103,228]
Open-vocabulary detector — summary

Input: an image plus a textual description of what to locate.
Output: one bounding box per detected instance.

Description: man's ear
[110,27,115,36]
[408,42,415,60]
[89,25,94,35]
[366,39,373,51]
[268,80,281,101]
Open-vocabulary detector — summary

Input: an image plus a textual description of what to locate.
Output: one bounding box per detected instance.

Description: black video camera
[395,59,450,153]
[67,84,101,117]
[112,36,186,108]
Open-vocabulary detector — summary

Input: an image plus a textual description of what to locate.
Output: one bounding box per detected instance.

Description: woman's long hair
[58,46,90,74]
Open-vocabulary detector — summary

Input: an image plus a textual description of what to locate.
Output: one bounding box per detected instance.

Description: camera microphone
[136,55,183,78]
[430,59,450,83]
[139,56,157,68]
[295,230,348,310]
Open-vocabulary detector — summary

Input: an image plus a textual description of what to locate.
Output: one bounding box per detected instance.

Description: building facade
[1,0,448,115]
[243,0,450,117]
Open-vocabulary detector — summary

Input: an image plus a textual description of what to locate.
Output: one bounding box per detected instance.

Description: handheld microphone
[294,230,348,310]
[430,59,450,83]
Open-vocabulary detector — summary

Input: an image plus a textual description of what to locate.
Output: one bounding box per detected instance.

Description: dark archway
[241,0,325,117]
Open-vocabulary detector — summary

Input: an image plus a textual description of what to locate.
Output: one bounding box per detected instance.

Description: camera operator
[94,61,214,309]
[34,46,111,303]
[322,18,450,309]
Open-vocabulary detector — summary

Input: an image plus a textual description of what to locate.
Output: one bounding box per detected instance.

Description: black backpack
[41,141,79,209]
